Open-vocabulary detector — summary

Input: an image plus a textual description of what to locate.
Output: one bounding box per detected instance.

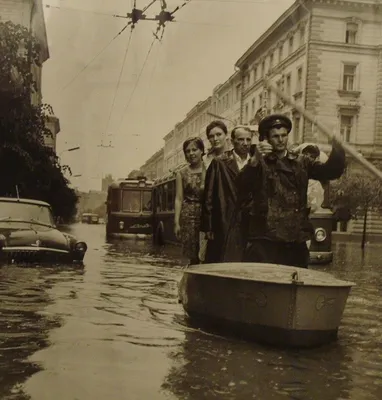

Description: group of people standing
[174,114,346,269]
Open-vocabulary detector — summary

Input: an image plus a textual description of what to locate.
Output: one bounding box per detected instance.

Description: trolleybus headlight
[119,221,124,230]
[315,228,327,242]
[75,242,87,252]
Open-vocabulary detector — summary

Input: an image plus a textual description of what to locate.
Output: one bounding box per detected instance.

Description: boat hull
[178,263,354,348]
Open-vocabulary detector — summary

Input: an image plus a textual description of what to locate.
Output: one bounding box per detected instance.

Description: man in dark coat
[237,114,346,268]
[201,125,253,263]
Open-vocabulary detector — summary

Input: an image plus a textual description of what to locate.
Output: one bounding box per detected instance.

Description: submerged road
[0,223,381,399]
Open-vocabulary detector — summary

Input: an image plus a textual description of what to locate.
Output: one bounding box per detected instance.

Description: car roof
[0,197,51,207]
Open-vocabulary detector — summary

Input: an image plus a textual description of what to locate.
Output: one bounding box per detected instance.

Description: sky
[42,0,295,191]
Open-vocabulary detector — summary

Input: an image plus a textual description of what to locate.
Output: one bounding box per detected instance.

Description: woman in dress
[174,137,206,265]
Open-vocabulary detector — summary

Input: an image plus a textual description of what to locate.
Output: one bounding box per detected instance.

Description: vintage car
[0,197,87,264]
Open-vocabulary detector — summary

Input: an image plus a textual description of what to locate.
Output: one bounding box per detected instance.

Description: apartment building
[235,0,382,234]
[139,148,164,180]
[210,71,242,131]
[139,0,382,184]
[236,0,382,163]
[0,0,60,150]
[162,96,212,174]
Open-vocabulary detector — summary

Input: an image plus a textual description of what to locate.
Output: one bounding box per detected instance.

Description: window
[293,114,301,143]
[253,66,257,82]
[167,181,175,211]
[276,79,282,94]
[245,104,249,123]
[236,83,241,102]
[245,73,250,88]
[251,98,256,115]
[288,35,294,55]
[296,67,303,92]
[342,64,356,91]
[259,93,263,107]
[269,53,274,70]
[142,191,152,212]
[340,115,354,142]
[122,190,141,213]
[286,74,291,95]
[278,45,283,63]
[299,26,305,46]
[261,60,265,77]
[265,89,271,109]
[345,22,358,44]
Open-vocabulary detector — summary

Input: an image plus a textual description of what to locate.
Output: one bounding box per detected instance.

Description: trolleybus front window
[122,190,141,213]
[142,191,152,212]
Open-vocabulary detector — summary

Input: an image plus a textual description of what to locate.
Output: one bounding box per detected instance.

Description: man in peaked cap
[258,114,292,142]
[236,113,346,268]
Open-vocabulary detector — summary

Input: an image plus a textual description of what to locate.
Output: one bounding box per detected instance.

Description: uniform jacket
[236,142,346,243]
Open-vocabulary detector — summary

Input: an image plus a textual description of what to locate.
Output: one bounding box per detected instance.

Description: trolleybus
[106,176,154,239]
[81,213,99,224]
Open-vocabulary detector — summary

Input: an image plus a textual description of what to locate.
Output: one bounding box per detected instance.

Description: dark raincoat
[201,150,249,263]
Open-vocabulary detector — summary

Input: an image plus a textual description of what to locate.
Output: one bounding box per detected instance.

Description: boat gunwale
[182,269,356,288]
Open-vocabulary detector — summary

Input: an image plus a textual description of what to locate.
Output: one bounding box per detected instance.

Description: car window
[0,202,54,226]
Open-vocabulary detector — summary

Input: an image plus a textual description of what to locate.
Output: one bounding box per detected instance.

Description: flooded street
[1,224,382,400]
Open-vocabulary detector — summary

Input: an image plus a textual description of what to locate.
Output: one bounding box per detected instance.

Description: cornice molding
[311,0,379,9]
[310,40,379,54]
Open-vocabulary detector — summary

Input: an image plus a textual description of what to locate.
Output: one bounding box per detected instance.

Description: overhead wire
[139,30,165,139]
[114,34,159,138]
[44,4,121,17]
[44,0,274,21]
[60,22,132,92]
[93,0,160,178]
[94,26,134,178]
[103,27,135,141]
[113,0,194,138]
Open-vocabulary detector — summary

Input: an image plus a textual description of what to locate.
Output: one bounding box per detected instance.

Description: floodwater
[0,224,382,400]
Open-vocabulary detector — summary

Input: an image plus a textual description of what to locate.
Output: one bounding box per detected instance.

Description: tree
[330,169,382,249]
[0,21,78,223]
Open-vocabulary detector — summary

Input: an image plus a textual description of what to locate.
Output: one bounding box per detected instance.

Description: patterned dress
[179,166,204,261]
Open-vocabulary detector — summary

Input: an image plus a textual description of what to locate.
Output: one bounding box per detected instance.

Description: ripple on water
[2,234,382,400]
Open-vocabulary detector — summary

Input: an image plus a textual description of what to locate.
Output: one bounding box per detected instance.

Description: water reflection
[105,237,186,267]
[96,238,185,348]
[0,266,84,399]
[162,331,352,400]
[161,241,382,400]
[2,224,382,399]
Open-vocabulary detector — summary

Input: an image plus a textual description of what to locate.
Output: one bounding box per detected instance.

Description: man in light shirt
[201,126,253,263]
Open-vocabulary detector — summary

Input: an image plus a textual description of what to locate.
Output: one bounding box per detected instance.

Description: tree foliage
[330,170,382,218]
[330,168,382,247]
[0,21,78,223]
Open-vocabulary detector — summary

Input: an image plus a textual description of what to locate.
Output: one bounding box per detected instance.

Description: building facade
[236,0,382,160]
[235,0,382,235]
[139,148,164,180]
[139,0,382,187]
[0,0,60,150]
[101,174,114,192]
[162,96,214,174]
[44,115,60,150]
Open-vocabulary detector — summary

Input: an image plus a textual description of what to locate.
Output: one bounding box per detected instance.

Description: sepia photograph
[0,0,382,399]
